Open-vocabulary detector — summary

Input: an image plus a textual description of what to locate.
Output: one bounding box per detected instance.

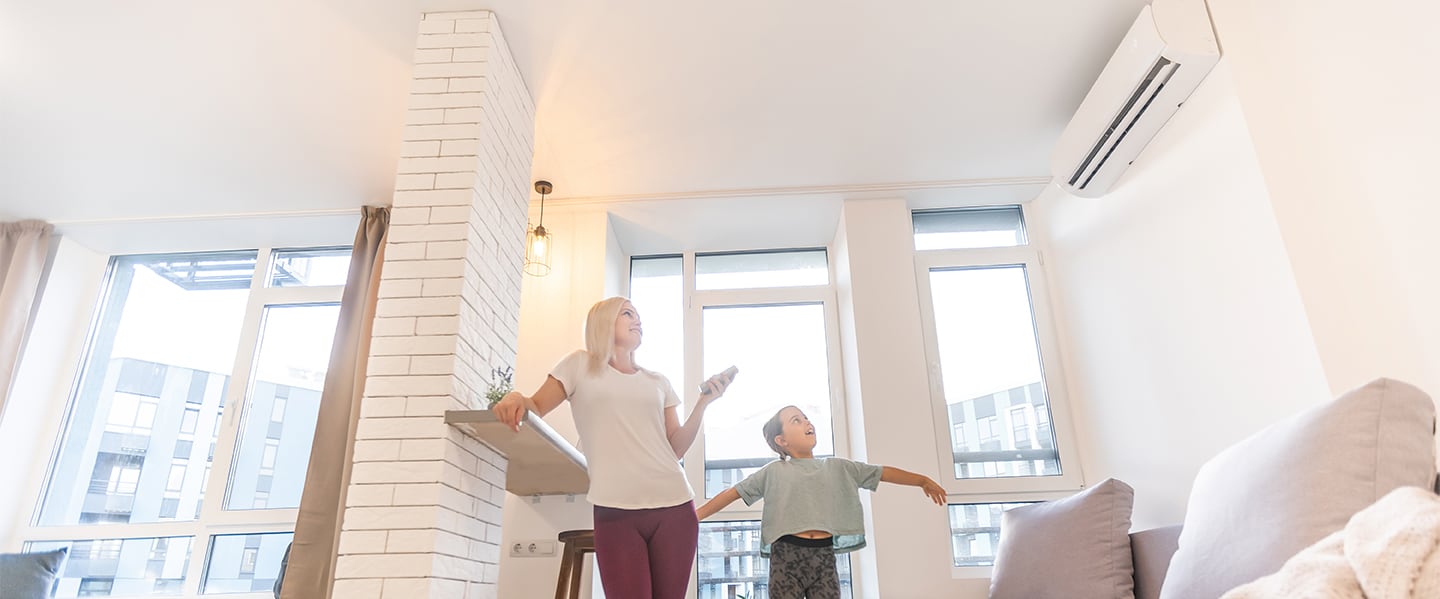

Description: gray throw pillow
[990,478,1136,599]
[0,548,68,599]
[1159,378,1437,599]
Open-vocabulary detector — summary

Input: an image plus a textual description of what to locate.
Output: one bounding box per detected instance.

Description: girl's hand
[920,477,946,506]
[492,391,529,432]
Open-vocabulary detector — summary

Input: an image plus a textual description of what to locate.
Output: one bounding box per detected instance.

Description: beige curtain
[280,206,388,599]
[0,220,54,422]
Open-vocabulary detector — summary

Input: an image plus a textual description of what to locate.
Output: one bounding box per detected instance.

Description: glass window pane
[630,256,686,411]
[695,250,827,291]
[267,248,351,287]
[947,503,1032,567]
[201,533,293,594]
[40,252,252,526]
[225,304,340,510]
[913,207,1027,250]
[929,266,1060,480]
[697,520,852,599]
[701,304,834,497]
[25,536,193,597]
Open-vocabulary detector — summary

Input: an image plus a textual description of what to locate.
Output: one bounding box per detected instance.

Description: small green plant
[485,366,514,409]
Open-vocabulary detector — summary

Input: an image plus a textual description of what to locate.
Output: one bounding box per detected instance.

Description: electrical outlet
[509,540,557,557]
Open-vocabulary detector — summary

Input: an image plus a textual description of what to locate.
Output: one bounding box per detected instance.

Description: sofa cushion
[1159,378,1437,599]
[0,548,68,599]
[990,478,1136,599]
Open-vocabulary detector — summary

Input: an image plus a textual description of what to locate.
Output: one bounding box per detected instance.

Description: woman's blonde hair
[584,297,633,375]
[762,405,800,460]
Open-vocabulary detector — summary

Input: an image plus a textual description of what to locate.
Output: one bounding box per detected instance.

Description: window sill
[951,565,994,580]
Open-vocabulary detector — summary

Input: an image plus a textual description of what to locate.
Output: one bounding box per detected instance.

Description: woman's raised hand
[698,369,736,404]
[492,391,529,432]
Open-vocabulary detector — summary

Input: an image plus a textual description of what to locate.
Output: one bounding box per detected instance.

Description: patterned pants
[768,539,841,599]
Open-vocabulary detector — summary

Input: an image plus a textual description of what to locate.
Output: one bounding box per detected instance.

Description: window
[630,250,846,503]
[1008,405,1034,448]
[701,303,838,496]
[25,248,347,597]
[946,502,1034,567]
[180,408,200,435]
[697,521,852,599]
[694,249,829,291]
[633,250,854,594]
[913,207,1081,569]
[266,247,351,287]
[629,256,685,407]
[912,206,1026,251]
[105,394,159,435]
[226,304,339,511]
[165,464,187,493]
[200,532,293,594]
[27,537,192,597]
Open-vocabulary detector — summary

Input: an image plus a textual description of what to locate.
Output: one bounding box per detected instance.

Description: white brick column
[332,11,535,599]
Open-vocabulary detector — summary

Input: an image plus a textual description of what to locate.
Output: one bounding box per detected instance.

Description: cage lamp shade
[523,180,554,277]
[523,224,552,277]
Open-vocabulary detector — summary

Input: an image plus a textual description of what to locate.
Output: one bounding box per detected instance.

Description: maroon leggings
[592,501,698,599]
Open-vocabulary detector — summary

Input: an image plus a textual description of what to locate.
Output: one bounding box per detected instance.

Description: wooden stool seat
[555,529,596,599]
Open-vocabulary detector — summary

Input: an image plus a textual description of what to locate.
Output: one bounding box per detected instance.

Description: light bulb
[530,233,548,260]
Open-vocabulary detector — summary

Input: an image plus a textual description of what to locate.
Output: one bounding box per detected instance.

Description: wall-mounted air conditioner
[1051,0,1220,197]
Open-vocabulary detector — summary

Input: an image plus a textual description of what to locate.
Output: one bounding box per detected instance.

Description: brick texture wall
[332,11,535,599]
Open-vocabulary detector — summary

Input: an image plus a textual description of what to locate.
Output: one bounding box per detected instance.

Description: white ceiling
[0,0,1148,227]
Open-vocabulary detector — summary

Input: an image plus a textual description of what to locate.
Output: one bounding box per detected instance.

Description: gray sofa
[1130,526,1181,599]
[1124,378,1437,599]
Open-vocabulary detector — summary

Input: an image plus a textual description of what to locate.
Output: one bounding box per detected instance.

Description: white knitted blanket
[1220,486,1440,599]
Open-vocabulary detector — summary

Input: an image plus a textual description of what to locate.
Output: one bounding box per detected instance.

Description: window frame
[628,249,853,590]
[675,251,850,517]
[20,246,346,598]
[912,208,1085,497]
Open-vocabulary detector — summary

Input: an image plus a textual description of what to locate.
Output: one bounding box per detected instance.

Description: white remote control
[699,366,739,395]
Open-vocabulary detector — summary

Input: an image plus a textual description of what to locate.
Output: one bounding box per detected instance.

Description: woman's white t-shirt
[549,350,693,509]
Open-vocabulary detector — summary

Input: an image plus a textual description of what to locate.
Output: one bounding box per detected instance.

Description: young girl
[493,297,735,599]
[696,405,946,599]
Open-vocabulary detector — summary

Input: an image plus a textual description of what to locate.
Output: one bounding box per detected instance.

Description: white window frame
[913,208,1085,498]
[628,249,854,597]
[673,250,850,519]
[19,246,344,599]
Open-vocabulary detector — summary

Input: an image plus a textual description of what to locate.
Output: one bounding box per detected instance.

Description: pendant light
[523,180,553,277]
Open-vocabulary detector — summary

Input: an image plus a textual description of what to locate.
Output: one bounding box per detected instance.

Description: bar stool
[554,529,596,599]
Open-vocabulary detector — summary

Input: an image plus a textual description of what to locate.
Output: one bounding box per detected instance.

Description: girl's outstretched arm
[696,488,742,520]
[880,466,946,505]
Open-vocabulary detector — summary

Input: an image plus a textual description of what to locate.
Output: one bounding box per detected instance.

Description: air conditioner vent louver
[1050,0,1220,197]
[1069,58,1179,190]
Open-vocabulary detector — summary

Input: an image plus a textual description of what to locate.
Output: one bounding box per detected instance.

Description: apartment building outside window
[21,247,349,597]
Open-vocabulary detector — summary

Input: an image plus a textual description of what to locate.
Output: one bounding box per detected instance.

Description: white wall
[1033,61,1332,528]
[0,237,109,548]
[1206,0,1440,399]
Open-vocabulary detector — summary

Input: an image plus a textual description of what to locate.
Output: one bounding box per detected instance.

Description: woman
[493,296,734,599]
